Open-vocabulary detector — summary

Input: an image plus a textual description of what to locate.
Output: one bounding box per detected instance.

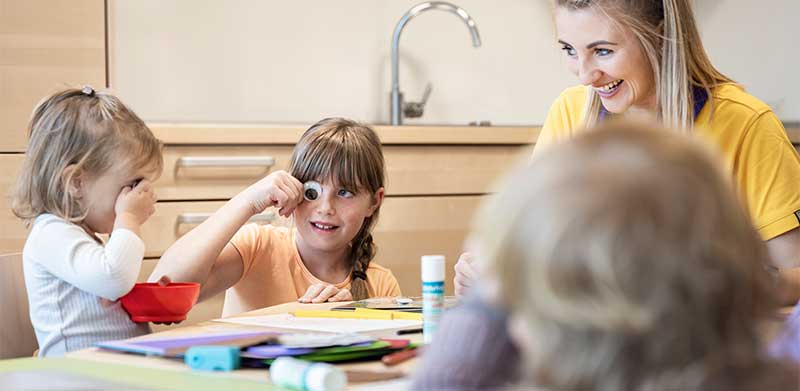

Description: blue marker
[184,346,241,371]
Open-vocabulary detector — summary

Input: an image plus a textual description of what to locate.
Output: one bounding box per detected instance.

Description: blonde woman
[455,0,800,302]
[420,124,797,390]
[415,123,797,389]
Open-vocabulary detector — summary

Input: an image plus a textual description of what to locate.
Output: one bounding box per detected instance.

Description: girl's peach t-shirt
[223,223,402,316]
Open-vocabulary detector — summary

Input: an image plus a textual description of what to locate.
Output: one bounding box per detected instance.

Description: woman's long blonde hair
[288,118,385,300]
[557,0,734,129]
[12,87,163,224]
[479,122,779,389]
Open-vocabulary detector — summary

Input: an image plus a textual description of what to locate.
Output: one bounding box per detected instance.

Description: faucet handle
[419,83,432,105]
[403,83,433,119]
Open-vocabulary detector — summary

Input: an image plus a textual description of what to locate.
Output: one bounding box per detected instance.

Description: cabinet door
[0,155,29,252]
[373,196,482,296]
[0,0,106,151]
[154,145,525,200]
[139,195,482,295]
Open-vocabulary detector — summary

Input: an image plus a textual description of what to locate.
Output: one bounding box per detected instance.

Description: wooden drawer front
[155,145,526,200]
[139,258,224,331]
[0,155,29,253]
[140,196,482,295]
[1,0,106,152]
[383,145,527,196]
[154,146,295,201]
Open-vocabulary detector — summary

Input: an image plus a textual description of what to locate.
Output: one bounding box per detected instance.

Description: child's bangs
[291,134,368,192]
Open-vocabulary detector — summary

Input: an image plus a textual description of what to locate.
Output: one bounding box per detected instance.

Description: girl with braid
[151,118,399,316]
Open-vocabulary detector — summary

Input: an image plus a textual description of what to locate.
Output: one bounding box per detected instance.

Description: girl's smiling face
[293,178,383,256]
[555,6,657,114]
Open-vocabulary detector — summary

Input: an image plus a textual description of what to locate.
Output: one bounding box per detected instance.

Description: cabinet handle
[175,156,276,168]
[176,212,277,225]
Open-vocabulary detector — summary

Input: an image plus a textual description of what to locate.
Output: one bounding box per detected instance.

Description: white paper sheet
[213,313,422,333]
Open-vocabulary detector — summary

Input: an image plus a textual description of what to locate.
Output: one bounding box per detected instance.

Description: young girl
[414,123,798,389]
[150,117,401,316]
[12,86,163,357]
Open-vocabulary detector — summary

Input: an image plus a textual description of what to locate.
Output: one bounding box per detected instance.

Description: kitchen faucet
[390,2,481,125]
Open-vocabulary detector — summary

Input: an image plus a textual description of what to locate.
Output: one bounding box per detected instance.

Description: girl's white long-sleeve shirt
[23,214,150,357]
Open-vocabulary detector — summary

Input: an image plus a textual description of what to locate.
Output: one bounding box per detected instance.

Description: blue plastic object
[184,346,241,371]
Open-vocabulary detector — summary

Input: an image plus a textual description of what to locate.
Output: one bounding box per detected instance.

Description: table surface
[63,301,421,388]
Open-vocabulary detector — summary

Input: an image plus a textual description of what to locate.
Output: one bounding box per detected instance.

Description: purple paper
[242,345,315,359]
[242,341,374,359]
[97,331,278,357]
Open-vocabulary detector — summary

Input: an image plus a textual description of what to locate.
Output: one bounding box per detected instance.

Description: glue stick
[270,357,346,391]
[421,255,445,344]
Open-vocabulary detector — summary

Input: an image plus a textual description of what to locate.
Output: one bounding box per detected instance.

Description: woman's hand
[454,252,477,297]
[241,170,304,217]
[298,284,353,303]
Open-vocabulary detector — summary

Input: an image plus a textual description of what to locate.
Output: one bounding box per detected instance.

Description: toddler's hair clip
[81,85,96,97]
[352,270,367,281]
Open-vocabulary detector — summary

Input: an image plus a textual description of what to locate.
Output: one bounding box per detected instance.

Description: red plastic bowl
[120,282,200,323]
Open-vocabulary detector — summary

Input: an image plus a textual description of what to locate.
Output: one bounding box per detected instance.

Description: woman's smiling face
[555,6,657,114]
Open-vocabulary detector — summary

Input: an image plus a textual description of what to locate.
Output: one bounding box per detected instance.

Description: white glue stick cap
[421,255,445,282]
[270,357,346,391]
[307,362,346,391]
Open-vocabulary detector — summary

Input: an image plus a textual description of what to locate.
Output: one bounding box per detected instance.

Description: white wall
[111,0,800,125]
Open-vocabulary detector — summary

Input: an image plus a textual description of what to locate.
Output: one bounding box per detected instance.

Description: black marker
[396,327,423,335]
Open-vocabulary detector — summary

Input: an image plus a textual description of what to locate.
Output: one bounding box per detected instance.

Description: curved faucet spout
[390,2,482,126]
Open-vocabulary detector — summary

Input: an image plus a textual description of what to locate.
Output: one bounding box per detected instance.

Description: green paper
[262,341,399,364]
[0,357,274,390]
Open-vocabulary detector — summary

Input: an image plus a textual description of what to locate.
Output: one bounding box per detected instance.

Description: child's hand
[150,275,184,325]
[298,284,353,303]
[243,170,304,217]
[454,252,476,297]
[114,179,157,230]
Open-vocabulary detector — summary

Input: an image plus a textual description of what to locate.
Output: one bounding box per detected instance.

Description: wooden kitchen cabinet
[154,144,528,200]
[0,0,106,254]
[0,0,106,152]
[0,155,28,252]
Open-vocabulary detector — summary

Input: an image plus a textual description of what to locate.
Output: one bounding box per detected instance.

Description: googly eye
[303,181,322,201]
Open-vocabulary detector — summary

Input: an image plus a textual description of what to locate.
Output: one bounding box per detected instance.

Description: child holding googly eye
[12,87,163,357]
[151,118,401,315]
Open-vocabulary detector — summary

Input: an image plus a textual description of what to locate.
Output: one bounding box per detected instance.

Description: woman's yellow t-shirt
[224,223,402,316]
[539,84,800,240]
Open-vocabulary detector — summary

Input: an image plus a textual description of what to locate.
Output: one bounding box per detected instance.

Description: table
[3,301,421,390]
